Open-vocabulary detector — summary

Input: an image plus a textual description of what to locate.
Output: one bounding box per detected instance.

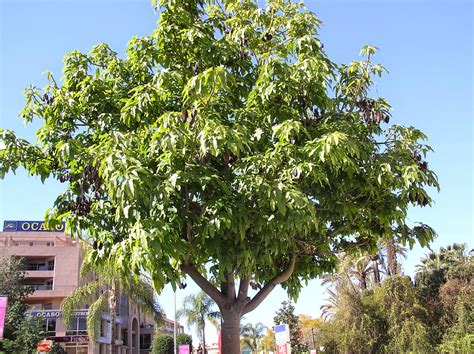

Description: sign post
[0,296,8,339]
[274,324,291,354]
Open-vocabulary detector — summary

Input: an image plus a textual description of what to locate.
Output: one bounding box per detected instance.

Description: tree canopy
[0,0,438,351]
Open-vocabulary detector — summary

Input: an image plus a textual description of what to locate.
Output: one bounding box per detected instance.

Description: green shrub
[151,333,174,354]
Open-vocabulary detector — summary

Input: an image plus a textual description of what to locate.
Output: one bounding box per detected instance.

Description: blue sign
[3,220,65,232]
[274,324,290,345]
[29,310,88,318]
[274,324,287,333]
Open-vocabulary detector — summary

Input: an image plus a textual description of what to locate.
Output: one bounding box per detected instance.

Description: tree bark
[386,236,398,275]
[359,272,367,290]
[220,308,242,354]
[371,255,381,284]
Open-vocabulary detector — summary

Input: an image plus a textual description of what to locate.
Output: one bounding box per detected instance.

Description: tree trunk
[220,309,242,354]
[371,256,381,284]
[386,236,398,275]
[202,320,206,354]
[181,254,297,354]
[359,272,367,290]
[109,285,117,354]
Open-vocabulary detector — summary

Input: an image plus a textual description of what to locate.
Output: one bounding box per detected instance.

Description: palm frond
[86,292,108,341]
[60,280,103,328]
[208,316,221,330]
[127,279,165,325]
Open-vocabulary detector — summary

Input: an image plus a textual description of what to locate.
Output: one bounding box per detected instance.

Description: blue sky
[1,0,472,344]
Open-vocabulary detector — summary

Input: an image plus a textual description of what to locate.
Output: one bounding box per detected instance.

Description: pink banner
[0,296,8,339]
[178,344,190,354]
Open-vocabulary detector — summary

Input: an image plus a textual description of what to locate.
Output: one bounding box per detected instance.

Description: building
[0,220,184,354]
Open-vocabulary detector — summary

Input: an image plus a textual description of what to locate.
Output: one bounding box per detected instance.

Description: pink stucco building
[0,220,184,354]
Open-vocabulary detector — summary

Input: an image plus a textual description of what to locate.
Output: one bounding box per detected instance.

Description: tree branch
[237,276,250,302]
[242,253,297,315]
[220,271,236,302]
[181,263,226,305]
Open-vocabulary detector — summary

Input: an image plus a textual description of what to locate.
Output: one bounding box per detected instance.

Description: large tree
[0,257,46,353]
[0,0,438,351]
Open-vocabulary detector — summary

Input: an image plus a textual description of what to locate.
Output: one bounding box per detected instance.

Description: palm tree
[378,236,407,276]
[321,286,343,320]
[321,252,373,320]
[323,252,373,291]
[240,322,267,353]
[351,254,373,290]
[416,243,467,275]
[370,253,382,284]
[416,250,444,274]
[177,291,220,352]
[61,257,164,354]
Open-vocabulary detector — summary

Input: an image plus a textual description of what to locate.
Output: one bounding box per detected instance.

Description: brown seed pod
[180,109,188,123]
[262,32,273,42]
[223,153,230,164]
[189,108,197,126]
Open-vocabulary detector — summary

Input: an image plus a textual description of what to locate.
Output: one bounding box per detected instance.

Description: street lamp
[174,282,187,353]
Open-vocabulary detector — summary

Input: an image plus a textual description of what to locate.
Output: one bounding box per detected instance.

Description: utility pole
[311,327,316,350]
[174,290,177,353]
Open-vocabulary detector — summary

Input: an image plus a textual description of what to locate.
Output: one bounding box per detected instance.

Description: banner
[53,335,89,343]
[276,343,291,354]
[0,296,7,339]
[29,310,88,318]
[178,344,190,354]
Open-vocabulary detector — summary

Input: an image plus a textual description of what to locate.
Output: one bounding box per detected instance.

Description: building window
[140,333,152,350]
[99,343,107,354]
[115,324,121,340]
[47,260,54,270]
[22,260,54,271]
[14,242,19,246]
[41,318,56,336]
[100,320,108,338]
[66,318,87,335]
[46,242,54,247]
[122,329,128,346]
[29,241,34,246]
[42,303,52,310]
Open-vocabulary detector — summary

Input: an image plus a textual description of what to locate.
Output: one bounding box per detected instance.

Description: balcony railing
[22,264,54,271]
[28,284,53,291]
